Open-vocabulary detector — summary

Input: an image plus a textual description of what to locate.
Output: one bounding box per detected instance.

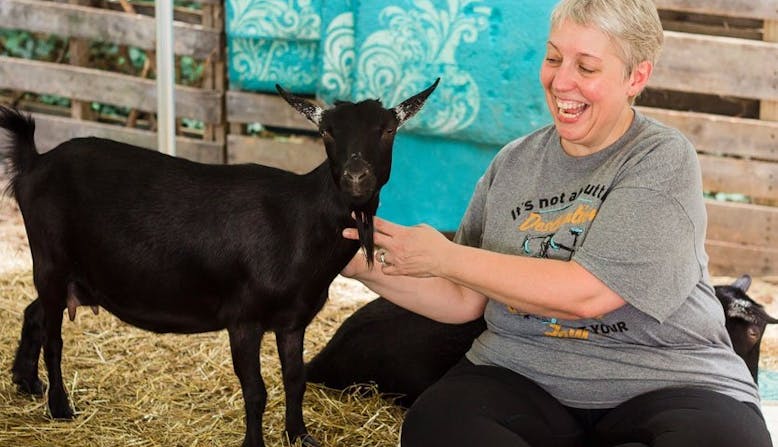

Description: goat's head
[277,79,440,265]
[715,274,778,383]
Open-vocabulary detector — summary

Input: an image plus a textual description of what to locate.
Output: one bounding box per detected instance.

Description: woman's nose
[551,63,577,92]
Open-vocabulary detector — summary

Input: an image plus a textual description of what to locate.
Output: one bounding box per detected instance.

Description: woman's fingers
[373,216,404,236]
[342,228,359,240]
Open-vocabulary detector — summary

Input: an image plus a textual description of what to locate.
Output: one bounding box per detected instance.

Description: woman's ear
[628,60,653,98]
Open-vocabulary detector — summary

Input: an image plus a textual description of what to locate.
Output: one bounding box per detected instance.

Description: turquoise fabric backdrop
[226,0,556,231]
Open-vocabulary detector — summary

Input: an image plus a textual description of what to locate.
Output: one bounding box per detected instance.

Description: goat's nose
[343,156,371,183]
[343,168,369,183]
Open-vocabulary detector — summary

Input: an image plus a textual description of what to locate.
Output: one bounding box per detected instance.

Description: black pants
[401,358,772,447]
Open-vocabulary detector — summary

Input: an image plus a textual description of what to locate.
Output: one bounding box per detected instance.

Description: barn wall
[0,0,776,275]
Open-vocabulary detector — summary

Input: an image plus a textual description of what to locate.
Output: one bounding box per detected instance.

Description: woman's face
[540,19,651,155]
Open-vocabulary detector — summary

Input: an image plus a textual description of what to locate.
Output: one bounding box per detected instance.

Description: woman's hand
[343,216,452,278]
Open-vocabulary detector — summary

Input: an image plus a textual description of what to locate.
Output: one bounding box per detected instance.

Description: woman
[341,0,772,446]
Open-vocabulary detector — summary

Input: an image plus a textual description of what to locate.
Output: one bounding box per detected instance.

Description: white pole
[155,0,176,156]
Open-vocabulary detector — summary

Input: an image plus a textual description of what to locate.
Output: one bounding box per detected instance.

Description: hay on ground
[0,271,402,447]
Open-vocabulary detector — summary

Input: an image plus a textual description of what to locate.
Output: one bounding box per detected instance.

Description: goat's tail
[0,106,38,195]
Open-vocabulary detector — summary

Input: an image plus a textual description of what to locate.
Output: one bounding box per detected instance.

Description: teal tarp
[226,0,556,230]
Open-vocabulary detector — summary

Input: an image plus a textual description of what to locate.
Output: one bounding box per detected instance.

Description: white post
[155,0,176,156]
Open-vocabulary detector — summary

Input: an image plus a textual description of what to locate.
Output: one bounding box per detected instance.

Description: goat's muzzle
[340,155,377,205]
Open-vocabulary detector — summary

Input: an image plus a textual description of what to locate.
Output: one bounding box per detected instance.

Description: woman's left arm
[370,217,626,320]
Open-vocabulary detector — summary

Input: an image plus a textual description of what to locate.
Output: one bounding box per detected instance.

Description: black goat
[716,274,778,384]
[308,276,776,407]
[306,296,485,408]
[0,78,438,447]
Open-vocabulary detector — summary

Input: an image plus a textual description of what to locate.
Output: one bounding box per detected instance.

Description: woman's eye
[579,65,595,74]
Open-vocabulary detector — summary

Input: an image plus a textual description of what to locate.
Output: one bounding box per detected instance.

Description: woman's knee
[400,384,477,446]
[595,388,772,447]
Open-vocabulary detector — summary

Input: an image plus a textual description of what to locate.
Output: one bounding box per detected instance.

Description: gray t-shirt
[460,110,760,409]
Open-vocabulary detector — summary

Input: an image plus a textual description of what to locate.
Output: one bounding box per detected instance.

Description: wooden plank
[227,90,320,130]
[0,0,220,59]
[653,0,778,21]
[699,154,778,202]
[760,20,778,121]
[705,200,777,249]
[637,107,778,161]
[651,31,778,102]
[227,134,324,174]
[659,18,762,41]
[706,240,778,276]
[30,113,224,164]
[0,57,223,123]
[102,2,206,24]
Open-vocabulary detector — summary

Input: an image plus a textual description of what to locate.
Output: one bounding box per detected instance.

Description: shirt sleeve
[572,186,702,323]
[453,141,512,248]
[453,171,489,248]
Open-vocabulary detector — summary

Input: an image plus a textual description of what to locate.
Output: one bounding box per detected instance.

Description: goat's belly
[98,299,225,334]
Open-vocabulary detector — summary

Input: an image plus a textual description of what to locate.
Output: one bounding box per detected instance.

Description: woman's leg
[400,358,584,447]
[592,387,772,447]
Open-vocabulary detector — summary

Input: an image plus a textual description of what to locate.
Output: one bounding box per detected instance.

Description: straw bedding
[2,197,778,446]
[0,272,402,447]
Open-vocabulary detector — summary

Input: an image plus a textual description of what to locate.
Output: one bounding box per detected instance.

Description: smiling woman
[337,1,774,446]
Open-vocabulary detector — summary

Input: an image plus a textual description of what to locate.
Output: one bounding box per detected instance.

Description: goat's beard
[353,210,375,269]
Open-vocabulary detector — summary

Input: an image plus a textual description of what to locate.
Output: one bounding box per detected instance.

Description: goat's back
[306,297,486,407]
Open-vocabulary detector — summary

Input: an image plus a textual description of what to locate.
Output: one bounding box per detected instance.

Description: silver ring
[378,250,387,266]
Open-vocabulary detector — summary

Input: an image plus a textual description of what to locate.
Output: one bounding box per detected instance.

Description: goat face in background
[716,274,778,383]
[277,79,440,265]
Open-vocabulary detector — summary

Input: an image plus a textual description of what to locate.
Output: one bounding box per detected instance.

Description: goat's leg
[41,294,74,419]
[276,327,320,447]
[12,298,45,396]
[228,324,266,447]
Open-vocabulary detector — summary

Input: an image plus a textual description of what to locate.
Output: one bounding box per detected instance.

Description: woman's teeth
[557,100,587,118]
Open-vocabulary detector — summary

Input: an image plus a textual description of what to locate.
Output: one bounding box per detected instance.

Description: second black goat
[308,274,776,407]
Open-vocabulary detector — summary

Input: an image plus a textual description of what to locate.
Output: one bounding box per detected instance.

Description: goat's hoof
[13,376,44,397]
[48,401,75,420]
[49,409,75,421]
[297,433,321,447]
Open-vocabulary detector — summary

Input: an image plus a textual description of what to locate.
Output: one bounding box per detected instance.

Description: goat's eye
[384,128,395,135]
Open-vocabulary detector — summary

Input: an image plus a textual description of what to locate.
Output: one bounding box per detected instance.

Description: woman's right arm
[341,247,488,324]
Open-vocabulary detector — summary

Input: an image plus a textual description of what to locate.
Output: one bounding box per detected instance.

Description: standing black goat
[0,78,438,447]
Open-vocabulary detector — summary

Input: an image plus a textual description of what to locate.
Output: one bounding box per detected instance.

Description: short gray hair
[550,0,664,75]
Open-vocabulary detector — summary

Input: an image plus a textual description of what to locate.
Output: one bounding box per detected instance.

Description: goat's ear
[733,274,752,293]
[392,78,440,128]
[276,84,324,127]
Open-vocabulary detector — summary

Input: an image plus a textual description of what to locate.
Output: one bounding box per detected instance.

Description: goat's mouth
[340,177,377,206]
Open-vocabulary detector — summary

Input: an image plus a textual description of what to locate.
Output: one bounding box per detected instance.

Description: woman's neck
[561,107,635,157]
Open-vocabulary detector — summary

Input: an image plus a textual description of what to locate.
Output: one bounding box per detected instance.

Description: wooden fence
[0,0,776,276]
[641,0,778,276]
[0,0,226,163]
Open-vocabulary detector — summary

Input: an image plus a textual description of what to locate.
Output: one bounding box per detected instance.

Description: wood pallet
[0,0,775,276]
